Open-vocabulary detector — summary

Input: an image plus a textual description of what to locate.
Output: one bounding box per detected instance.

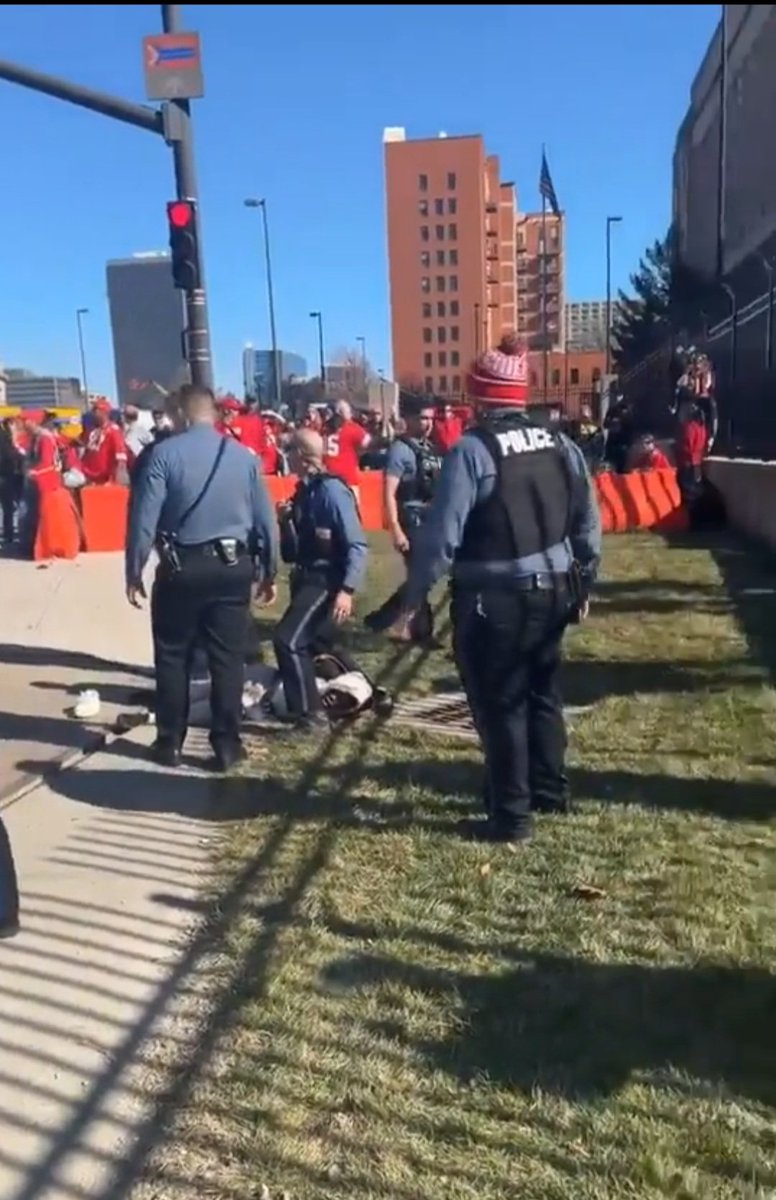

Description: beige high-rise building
[565,300,609,351]
[515,211,566,352]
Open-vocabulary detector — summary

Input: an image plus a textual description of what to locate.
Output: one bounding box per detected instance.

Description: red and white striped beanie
[467,333,529,405]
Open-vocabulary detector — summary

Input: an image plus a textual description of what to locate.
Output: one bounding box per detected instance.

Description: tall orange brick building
[384,128,516,397]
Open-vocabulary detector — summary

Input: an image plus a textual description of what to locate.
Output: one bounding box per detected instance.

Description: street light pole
[310,310,326,396]
[244,197,281,410]
[605,215,623,377]
[76,307,89,409]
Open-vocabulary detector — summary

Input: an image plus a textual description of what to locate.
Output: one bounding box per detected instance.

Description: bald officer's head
[290,428,324,476]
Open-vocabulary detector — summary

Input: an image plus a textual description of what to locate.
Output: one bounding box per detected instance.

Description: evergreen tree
[612,233,705,374]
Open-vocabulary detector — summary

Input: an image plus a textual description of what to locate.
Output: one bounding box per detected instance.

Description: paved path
[0,554,153,799]
[0,551,227,1198]
[0,724,230,1200]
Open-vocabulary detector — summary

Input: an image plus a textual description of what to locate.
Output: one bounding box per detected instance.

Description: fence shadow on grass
[320,948,776,1108]
[0,590,450,1200]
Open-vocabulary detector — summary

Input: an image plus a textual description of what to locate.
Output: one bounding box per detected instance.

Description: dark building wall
[664,5,776,455]
[674,5,776,286]
[106,257,187,409]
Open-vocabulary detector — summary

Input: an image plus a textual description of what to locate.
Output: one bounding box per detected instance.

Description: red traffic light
[167,200,194,229]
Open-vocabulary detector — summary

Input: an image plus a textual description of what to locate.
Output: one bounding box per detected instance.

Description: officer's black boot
[457,815,533,844]
[210,740,248,772]
[363,584,406,634]
[531,792,573,815]
[150,739,183,769]
[459,777,533,843]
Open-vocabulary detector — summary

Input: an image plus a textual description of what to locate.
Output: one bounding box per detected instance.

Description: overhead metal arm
[0,58,163,135]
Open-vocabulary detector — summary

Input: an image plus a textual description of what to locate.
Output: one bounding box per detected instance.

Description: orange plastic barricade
[265,476,298,507]
[33,488,80,561]
[357,470,384,532]
[595,471,631,534]
[66,467,687,555]
[80,484,130,553]
[594,468,687,534]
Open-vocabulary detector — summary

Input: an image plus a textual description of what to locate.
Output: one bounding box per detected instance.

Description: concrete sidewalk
[0,722,247,1200]
[0,554,153,800]
[0,551,271,1197]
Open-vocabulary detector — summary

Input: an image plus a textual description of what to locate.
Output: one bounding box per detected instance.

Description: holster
[567,560,588,624]
[157,535,182,576]
[278,515,299,565]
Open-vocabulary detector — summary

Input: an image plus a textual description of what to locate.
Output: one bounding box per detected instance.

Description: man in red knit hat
[399,333,601,844]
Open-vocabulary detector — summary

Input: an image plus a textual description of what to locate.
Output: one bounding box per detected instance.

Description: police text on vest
[496,427,554,455]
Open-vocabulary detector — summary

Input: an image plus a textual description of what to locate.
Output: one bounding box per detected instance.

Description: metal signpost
[143,31,204,101]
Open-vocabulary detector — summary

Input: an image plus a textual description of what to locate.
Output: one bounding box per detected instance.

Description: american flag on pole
[539,150,560,215]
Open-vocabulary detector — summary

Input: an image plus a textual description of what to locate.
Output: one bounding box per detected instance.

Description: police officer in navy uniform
[273,428,368,732]
[126,384,278,771]
[402,335,602,843]
[365,398,441,641]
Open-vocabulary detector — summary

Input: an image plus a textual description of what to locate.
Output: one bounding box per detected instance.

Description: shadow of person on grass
[351,756,776,822]
[321,950,776,1108]
[560,657,752,707]
[38,755,469,833]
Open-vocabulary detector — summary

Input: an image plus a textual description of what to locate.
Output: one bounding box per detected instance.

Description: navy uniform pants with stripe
[273,569,358,719]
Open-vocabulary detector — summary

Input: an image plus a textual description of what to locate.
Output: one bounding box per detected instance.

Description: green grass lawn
[139,531,776,1200]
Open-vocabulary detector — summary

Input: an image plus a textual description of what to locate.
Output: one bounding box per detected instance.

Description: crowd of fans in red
[1,358,714,551]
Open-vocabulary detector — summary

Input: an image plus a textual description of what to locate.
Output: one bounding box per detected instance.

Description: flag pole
[541,188,548,405]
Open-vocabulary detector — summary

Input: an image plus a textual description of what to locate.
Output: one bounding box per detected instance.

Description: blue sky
[0,3,719,397]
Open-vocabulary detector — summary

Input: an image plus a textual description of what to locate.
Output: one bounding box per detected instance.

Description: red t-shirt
[645,448,671,470]
[216,416,261,455]
[323,419,368,485]
[81,422,127,485]
[258,421,280,475]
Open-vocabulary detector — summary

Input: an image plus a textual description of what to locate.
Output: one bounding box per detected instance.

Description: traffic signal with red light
[166,199,200,291]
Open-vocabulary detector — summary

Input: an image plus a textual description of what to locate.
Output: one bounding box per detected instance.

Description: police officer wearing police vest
[364,399,442,641]
[126,384,278,772]
[402,335,602,844]
[273,428,368,732]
